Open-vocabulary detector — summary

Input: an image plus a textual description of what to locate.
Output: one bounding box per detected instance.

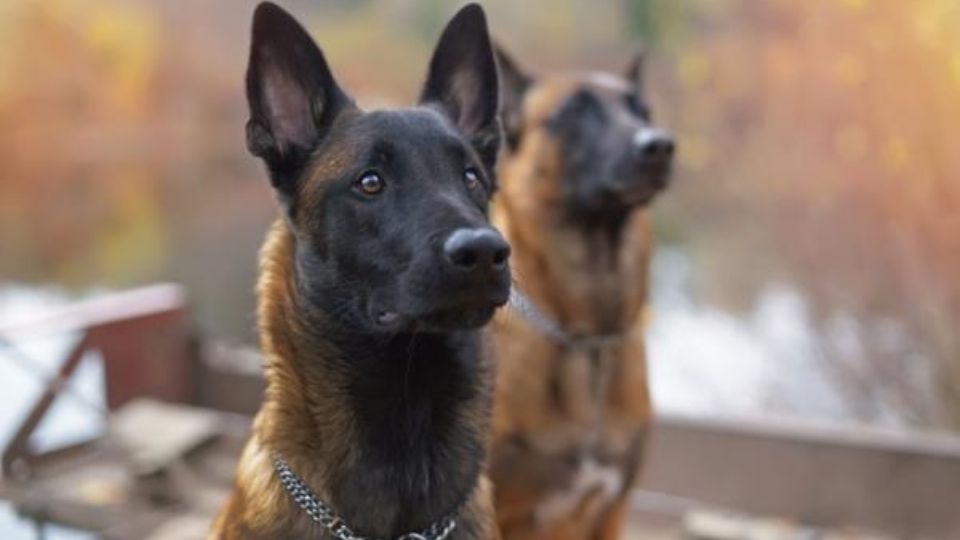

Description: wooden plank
[643,412,960,538]
[109,399,220,475]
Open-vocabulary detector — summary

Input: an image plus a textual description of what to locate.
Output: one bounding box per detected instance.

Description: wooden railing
[0,284,194,479]
[643,411,960,537]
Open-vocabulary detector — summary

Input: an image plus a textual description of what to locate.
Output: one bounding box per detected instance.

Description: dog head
[496,47,674,224]
[245,2,509,333]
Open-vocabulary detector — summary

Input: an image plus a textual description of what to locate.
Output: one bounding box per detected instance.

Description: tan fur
[490,78,654,540]
[209,220,501,539]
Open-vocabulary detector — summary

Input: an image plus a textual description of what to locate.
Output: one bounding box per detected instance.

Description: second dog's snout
[633,128,675,162]
[443,228,510,271]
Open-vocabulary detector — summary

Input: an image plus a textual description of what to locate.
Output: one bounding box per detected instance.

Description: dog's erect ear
[419,4,500,170]
[624,49,646,97]
[624,49,652,120]
[245,2,352,189]
[493,44,533,152]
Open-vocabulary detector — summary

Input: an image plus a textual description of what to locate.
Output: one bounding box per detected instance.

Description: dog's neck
[252,220,489,538]
[497,184,651,337]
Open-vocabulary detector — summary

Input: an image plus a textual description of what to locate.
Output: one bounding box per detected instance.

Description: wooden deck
[0,399,898,540]
[2,286,958,539]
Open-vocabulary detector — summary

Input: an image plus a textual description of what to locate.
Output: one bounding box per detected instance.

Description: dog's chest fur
[330,331,490,531]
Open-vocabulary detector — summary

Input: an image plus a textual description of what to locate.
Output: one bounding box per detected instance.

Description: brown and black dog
[209,4,511,539]
[488,48,674,539]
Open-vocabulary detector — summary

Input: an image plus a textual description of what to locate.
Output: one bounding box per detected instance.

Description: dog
[488,47,674,539]
[208,4,510,539]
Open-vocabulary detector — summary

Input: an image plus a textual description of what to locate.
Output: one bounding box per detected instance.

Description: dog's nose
[633,128,674,162]
[443,228,511,272]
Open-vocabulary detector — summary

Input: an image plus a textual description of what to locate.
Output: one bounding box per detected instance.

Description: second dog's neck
[255,221,488,537]
[502,202,649,337]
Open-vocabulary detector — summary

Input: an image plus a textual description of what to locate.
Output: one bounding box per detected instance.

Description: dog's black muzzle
[378,226,511,332]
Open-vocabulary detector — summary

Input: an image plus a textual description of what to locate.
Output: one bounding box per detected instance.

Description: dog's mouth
[605,166,671,207]
[370,260,512,333]
[414,304,500,331]
[614,185,663,207]
[373,294,508,333]
[376,310,403,326]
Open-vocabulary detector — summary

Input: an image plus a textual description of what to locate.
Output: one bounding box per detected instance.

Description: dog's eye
[463,167,481,190]
[356,172,385,195]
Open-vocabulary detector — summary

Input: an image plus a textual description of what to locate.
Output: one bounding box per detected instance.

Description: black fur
[333,330,489,533]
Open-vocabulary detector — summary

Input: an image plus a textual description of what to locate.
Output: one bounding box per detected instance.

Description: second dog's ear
[624,49,646,97]
[245,2,353,190]
[494,44,532,151]
[623,49,652,120]
[420,4,500,171]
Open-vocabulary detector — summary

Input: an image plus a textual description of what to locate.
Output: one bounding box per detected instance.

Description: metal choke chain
[273,457,458,540]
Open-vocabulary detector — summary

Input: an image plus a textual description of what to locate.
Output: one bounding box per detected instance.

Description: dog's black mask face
[245,2,509,334]
[497,49,674,221]
[546,78,674,216]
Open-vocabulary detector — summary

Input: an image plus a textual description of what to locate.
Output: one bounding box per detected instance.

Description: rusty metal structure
[1,285,958,539]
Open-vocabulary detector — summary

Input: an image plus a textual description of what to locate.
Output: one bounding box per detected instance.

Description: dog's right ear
[245,2,352,190]
[494,44,532,151]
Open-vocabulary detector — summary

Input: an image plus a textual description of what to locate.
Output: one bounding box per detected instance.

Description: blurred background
[2,0,959,538]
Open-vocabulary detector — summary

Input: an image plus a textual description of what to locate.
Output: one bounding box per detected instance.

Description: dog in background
[209,3,510,539]
[488,47,674,539]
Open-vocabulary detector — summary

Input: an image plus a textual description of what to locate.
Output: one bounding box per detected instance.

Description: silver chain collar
[507,288,623,350]
[273,457,458,540]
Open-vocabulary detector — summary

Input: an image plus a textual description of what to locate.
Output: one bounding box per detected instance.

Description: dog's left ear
[245,2,354,194]
[494,44,533,152]
[420,3,500,172]
[624,49,651,120]
[624,49,647,97]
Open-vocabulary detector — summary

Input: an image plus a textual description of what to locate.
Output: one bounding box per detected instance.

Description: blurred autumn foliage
[649,0,960,427]
[0,0,958,427]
